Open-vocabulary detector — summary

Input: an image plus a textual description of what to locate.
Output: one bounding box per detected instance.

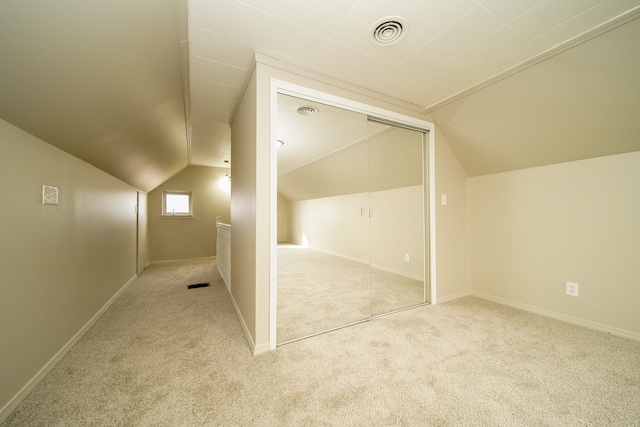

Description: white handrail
[217,222,231,230]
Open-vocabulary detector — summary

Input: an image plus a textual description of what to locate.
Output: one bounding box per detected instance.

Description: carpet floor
[3,258,639,426]
[278,245,425,343]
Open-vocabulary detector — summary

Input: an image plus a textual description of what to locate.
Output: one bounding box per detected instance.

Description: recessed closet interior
[276,93,430,344]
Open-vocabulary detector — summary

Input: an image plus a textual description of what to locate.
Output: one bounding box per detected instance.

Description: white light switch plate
[42,185,59,205]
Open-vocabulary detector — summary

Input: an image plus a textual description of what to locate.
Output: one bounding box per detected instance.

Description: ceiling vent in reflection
[370,17,408,47]
[297,106,318,116]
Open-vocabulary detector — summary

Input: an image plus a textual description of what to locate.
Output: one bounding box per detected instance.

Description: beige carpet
[278,245,425,343]
[3,258,640,426]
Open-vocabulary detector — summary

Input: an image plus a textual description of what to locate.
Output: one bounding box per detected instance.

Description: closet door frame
[269,79,436,350]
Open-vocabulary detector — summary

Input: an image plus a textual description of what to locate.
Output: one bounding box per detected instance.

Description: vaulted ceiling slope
[1,1,640,192]
[429,13,640,176]
[0,0,189,192]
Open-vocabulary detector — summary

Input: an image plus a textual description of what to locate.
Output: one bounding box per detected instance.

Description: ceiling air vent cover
[370,16,408,47]
[297,105,318,116]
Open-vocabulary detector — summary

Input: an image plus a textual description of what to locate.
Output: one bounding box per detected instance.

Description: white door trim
[269,79,437,350]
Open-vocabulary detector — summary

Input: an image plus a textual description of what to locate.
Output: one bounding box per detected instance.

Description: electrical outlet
[566,281,579,297]
[404,254,410,262]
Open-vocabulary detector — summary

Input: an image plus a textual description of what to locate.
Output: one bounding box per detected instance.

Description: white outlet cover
[566,281,579,297]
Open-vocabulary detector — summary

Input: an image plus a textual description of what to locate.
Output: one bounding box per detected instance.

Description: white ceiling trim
[273,79,435,132]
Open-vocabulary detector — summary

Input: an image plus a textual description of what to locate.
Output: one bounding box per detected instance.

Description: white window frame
[162,190,193,217]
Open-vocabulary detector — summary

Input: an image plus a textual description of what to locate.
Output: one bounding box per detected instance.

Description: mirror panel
[277,94,370,344]
[276,93,428,344]
[368,123,425,316]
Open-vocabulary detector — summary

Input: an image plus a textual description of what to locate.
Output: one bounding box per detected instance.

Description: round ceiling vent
[297,105,318,116]
[370,16,408,47]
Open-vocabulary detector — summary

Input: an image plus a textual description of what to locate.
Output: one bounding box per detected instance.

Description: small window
[162,191,193,217]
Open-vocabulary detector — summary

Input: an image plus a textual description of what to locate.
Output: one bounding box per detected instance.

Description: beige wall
[289,192,370,262]
[370,185,424,279]
[231,68,259,351]
[434,131,471,301]
[148,166,230,262]
[277,192,289,243]
[288,186,424,279]
[0,119,138,415]
[468,151,640,338]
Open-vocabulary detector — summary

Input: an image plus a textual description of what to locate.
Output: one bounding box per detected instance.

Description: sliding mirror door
[276,94,370,344]
[367,119,426,316]
[276,93,429,344]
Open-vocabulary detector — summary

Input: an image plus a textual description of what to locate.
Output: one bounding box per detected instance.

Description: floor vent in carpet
[187,282,210,289]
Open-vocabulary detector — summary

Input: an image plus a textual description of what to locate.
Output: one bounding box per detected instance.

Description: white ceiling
[1,1,639,191]
[188,0,640,170]
[276,94,384,176]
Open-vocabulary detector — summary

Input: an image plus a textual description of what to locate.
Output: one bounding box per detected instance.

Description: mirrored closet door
[367,118,426,316]
[276,93,427,344]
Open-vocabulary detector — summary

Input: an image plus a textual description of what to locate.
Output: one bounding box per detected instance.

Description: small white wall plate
[42,185,59,205]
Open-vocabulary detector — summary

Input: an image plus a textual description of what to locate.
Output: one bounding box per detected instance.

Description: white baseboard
[253,342,271,355]
[217,265,231,293]
[435,290,472,304]
[228,291,261,355]
[149,256,216,265]
[472,291,640,342]
[295,245,370,266]
[370,263,424,281]
[280,245,422,281]
[0,274,138,424]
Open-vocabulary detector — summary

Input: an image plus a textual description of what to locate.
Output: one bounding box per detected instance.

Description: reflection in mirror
[277,94,370,344]
[276,93,428,345]
[367,123,425,316]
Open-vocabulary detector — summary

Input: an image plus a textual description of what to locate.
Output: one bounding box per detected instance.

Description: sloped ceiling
[428,14,640,176]
[276,94,370,177]
[276,93,424,201]
[0,0,189,192]
[1,1,640,192]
